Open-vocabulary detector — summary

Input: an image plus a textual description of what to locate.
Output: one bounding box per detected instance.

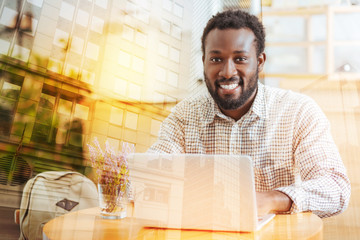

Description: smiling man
[148,10,350,218]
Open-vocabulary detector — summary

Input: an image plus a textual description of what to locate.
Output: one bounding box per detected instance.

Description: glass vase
[98,183,127,219]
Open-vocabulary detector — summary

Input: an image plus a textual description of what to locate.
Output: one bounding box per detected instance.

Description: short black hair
[201,10,266,57]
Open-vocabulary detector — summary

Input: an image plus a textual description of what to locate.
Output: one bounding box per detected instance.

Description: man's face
[203,28,265,111]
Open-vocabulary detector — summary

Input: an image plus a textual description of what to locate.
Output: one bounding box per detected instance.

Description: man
[148,10,350,218]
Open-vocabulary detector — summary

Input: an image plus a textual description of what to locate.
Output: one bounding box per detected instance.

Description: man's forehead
[204,28,256,52]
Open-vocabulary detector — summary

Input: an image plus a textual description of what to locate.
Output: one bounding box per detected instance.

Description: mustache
[215,76,243,85]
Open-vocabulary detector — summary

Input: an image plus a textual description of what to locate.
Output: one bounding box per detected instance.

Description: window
[0,39,10,55]
[125,111,138,130]
[53,28,69,48]
[162,0,183,18]
[122,25,134,42]
[161,19,171,34]
[114,77,127,96]
[135,31,147,47]
[81,69,95,85]
[90,16,104,34]
[150,119,161,136]
[155,66,166,82]
[31,87,91,152]
[109,107,124,126]
[143,186,169,204]
[171,24,182,40]
[85,42,99,60]
[162,0,172,12]
[136,8,150,24]
[12,45,30,62]
[27,0,43,8]
[159,42,169,58]
[169,47,180,62]
[147,156,173,171]
[173,3,183,18]
[0,72,23,137]
[118,51,131,68]
[128,83,141,101]
[132,56,144,73]
[95,0,108,9]
[64,63,79,78]
[0,7,18,28]
[59,2,75,21]
[47,58,63,74]
[76,9,89,27]
[70,36,84,55]
[168,71,179,87]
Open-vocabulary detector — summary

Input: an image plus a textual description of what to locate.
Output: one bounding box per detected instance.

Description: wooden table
[43,207,323,240]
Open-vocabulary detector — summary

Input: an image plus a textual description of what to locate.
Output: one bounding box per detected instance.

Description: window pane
[0,100,12,136]
[36,107,53,126]
[85,42,99,61]
[110,107,123,125]
[57,98,72,116]
[169,47,180,62]
[118,51,131,68]
[53,113,71,144]
[31,123,51,143]
[122,25,134,42]
[161,19,171,34]
[159,42,168,57]
[0,7,18,28]
[68,131,84,148]
[168,71,178,87]
[132,56,144,73]
[68,118,85,149]
[135,31,147,47]
[1,82,21,100]
[156,66,166,82]
[39,93,55,110]
[90,16,104,34]
[59,2,75,21]
[162,0,172,11]
[173,3,183,18]
[0,98,16,111]
[171,25,182,40]
[74,104,89,120]
[76,9,89,27]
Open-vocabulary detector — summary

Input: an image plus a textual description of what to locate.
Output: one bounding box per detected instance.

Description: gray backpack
[19,171,99,240]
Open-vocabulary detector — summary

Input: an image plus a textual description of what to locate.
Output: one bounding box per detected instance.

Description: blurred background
[0,0,360,239]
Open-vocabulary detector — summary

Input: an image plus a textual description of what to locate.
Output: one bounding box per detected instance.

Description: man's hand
[256,190,292,216]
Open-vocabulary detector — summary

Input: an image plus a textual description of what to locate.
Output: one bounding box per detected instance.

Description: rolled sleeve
[276,99,351,218]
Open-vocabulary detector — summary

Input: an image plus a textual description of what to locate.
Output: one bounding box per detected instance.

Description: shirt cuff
[275,185,309,214]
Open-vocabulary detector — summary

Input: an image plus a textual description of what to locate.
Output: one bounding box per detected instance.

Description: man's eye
[235,57,246,62]
[210,58,221,62]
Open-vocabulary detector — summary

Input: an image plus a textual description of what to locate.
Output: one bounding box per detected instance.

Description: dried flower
[87,138,134,213]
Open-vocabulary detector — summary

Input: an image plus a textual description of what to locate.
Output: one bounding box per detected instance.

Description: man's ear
[202,55,205,64]
[257,52,266,72]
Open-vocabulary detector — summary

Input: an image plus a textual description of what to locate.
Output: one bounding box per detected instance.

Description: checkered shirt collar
[204,81,267,124]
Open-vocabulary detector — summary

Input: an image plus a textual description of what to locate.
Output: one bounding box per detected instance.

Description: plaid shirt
[149,82,351,218]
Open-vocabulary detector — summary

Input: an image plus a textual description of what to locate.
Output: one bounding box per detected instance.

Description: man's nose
[219,59,237,79]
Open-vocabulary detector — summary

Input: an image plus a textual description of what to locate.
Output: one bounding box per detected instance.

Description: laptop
[127,153,275,232]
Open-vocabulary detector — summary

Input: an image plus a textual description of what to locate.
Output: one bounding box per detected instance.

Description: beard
[204,69,258,110]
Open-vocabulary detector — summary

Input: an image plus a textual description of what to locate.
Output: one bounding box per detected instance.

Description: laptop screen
[127,154,260,232]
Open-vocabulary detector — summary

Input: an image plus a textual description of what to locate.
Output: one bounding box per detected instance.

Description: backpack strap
[19,173,42,240]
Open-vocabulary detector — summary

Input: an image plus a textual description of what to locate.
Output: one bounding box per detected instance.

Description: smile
[219,83,238,90]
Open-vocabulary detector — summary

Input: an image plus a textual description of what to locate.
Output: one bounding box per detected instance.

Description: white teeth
[220,83,238,90]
